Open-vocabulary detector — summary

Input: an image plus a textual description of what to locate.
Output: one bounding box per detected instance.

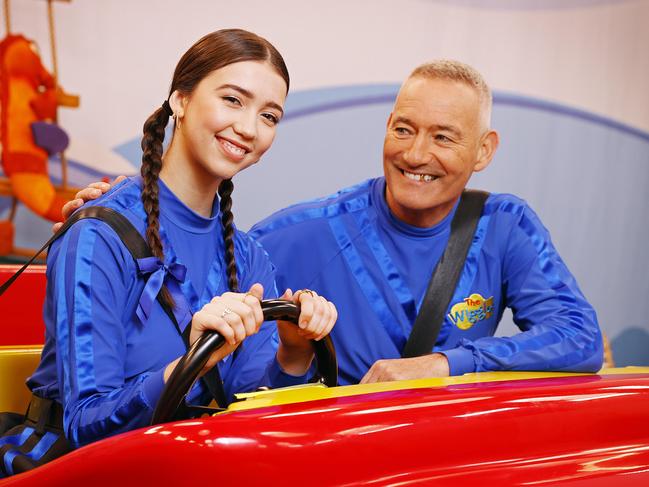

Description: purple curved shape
[31,121,70,155]
[425,0,639,10]
[284,94,397,121]
[283,89,649,143]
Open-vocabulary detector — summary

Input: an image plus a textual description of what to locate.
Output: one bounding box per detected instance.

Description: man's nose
[403,133,432,165]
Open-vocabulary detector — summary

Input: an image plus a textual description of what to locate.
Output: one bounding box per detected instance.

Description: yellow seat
[0,345,42,413]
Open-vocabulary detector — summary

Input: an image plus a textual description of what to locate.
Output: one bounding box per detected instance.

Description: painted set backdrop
[4,0,649,364]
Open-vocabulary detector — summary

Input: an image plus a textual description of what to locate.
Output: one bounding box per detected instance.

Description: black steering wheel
[151,299,337,424]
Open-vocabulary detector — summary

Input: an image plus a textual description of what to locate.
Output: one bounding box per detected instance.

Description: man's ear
[474,130,499,173]
[169,90,186,118]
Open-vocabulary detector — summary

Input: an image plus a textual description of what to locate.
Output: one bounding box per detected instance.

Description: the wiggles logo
[447,293,494,330]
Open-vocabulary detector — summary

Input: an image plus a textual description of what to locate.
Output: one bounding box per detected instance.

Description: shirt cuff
[264,357,311,389]
[141,367,166,409]
[440,347,476,376]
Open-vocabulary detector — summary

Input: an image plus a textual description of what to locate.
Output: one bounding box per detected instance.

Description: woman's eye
[223,96,241,106]
[261,113,279,125]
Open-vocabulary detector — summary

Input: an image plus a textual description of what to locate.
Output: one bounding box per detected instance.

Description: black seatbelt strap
[0,206,226,406]
[401,190,489,358]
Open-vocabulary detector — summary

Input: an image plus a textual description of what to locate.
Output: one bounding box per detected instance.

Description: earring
[174,113,182,129]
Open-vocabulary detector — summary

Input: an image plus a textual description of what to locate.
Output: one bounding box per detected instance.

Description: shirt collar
[372,177,458,238]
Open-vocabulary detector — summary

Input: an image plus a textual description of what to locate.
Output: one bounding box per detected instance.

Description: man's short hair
[410,60,493,130]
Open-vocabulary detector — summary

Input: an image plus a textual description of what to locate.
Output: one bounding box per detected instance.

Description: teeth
[404,170,436,182]
[222,139,246,156]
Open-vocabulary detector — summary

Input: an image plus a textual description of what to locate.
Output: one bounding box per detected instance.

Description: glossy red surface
[0,265,46,346]
[3,372,649,486]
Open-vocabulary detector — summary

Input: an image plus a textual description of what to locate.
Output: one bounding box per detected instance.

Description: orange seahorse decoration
[0,34,75,223]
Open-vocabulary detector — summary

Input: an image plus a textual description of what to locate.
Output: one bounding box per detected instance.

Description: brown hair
[140,29,289,306]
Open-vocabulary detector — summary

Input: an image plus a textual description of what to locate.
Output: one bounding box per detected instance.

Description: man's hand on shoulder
[51,176,127,232]
[360,353,450,384]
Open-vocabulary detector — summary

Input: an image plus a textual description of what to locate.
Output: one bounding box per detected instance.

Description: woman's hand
[275,289,337,376]
[163,283,265,382]
[52,176,127,232]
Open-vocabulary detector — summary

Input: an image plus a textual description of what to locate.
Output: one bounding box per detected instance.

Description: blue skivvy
[27,177,304,448]
[250,177,603,386]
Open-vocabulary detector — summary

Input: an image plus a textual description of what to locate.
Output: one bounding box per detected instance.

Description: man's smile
[401,169,440,183]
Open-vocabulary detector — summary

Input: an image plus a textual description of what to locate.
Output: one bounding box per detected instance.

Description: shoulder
[46,216,135,291]
[483,192,528,216]
[84,177,146,223]
[69,177,147,236]
[249,178,377,240]
[51,177,146,263]
[478,191,555,258]
[233,226,275,269]
[481,192,547,230]
[230,226,277,292]
[234,226,271,260]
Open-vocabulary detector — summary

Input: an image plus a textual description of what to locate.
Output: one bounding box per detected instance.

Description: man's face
[382,76,497,227]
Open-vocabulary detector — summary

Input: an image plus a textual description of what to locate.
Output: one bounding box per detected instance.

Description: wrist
[276,342,314,376]
[430,353,450,376]
[439,347,474,376]
[163,357,181,383]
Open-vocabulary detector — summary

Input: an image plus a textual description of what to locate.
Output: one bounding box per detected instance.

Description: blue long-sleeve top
[250,177,603,385]
[28,177,303,448]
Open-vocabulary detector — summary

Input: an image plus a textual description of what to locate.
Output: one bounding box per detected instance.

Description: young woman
[22,29,337,452]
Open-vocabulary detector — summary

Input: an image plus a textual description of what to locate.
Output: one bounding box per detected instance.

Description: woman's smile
[217,135,250,162]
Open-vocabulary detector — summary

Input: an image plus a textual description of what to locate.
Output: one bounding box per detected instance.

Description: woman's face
[171,60,287,184]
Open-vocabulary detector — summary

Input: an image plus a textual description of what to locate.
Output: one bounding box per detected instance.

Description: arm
[221,288,336,396]
[221,238,336,398]
[360,354,449,384]
[52,219,263,446]
[50,220,164,447]
[361,200,603,383]
[442,203,603,375]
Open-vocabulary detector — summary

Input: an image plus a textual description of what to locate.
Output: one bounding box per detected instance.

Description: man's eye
[261,113,279,125]
[394,127,410,135]
[435,134,452,143]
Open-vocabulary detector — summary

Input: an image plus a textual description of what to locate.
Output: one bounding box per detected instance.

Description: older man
[249,60,603,384]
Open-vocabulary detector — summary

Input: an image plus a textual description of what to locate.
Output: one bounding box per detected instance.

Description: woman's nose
[233,112,257,140]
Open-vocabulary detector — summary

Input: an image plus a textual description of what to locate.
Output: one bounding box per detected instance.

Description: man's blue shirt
[250,178,603,385]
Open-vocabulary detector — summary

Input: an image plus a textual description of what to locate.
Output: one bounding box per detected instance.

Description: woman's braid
[218,179,238,292]
[141,107,174,308]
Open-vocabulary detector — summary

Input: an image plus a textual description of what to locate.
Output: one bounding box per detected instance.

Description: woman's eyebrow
[217,83,284,116]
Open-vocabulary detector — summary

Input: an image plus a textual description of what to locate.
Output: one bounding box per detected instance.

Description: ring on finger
[296,289,315,298]
[220,307,234,318]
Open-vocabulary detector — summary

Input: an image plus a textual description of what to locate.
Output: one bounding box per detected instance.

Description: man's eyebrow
[393,116,462,138]
[436,124,462,138]
[217,83,284,116]
[393,116,415,126]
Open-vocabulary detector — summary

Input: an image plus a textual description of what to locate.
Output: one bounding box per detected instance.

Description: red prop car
[1,265,648,486]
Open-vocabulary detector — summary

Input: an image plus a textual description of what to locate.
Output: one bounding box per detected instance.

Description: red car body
[0,265,46,346]
[1,264,648,486]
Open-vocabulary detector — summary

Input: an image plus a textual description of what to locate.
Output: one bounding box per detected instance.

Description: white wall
[4,0,649,363]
